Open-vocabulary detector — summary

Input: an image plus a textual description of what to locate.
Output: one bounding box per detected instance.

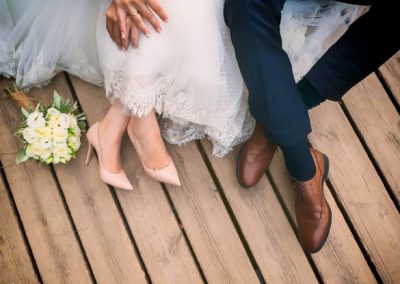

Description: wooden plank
[0,77,92,283]
[269,151,376,283]
[29,74,147,284]
[69,76,203,284]
[201,141,319,284]
[165,142,260,283]
[378,51,400,106]
[342,73,400,205]
[308,101,400,283]
[0,170,38,284]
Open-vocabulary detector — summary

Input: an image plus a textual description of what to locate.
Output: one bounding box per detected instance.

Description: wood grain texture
[69,75,203,284]
[309,101,400,283]
[342,73,400,205]
[165,142,259,283]
[201,141,318,284]
[30,74,148,284]
[0,78,92,283]
[0,170,38,284]
[269,151,377,284]
[378,51,400,106]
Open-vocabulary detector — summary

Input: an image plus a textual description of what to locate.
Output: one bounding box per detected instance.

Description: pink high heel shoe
[127,123,181,186]
[85,122,133,190]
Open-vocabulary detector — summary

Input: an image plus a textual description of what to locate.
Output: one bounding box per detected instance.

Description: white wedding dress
[0,0,368,156]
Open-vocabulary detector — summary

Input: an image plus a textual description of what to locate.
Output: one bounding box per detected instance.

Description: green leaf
[15,149,29,164]
[21,107,30,118]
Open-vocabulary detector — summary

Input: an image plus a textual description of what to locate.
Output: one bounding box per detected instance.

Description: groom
[107,0,399,253]
[224,0,399,253]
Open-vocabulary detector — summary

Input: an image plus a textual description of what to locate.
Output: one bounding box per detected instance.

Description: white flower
[68,114,78,129]
[46,107,61,117]
[27,112,46,129]
[26,141,51,160]
[47,114,60,129]
[53,143,71,164]
[25,145,38,159]
[38,136,53,150]
[22,127,39,143]
[59,113,70,129]
[39,149,52,161]
[73,126,81,136]
[35,126,52,139]
[52,127,69,144]
[67,135,81,151]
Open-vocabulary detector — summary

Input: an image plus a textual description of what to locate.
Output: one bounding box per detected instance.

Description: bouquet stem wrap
[4,85,38,110]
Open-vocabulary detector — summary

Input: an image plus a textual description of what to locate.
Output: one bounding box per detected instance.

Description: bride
[0,0,367,189]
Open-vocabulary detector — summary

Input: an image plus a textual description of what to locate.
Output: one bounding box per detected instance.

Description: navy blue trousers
[224,0,399,146]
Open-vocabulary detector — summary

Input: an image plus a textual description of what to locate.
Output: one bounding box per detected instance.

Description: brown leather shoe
[237,124,277,188]
[293,148,332,253]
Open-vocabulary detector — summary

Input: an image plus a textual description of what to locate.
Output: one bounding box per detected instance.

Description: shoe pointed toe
[166,163,181,186]
[100,168,134,191]
[143,161,181,186]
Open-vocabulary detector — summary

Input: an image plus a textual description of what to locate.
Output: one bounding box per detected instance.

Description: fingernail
[157,27,162,33]
[121,32,126,39]
[165,17,169,23]
[146,33,150,38]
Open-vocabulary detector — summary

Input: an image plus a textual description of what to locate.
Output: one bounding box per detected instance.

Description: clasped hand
[106,0,168,50]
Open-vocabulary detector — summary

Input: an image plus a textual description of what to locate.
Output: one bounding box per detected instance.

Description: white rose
[46,107,61,117]
[38,136,53,150]
[22,127,39,143]
[73,126,81,136]
[59,113,70,129]
[27,142,50,160]
[67,135,81,151]
[27,112,46,129]
[25,144,38,159]
[68,114,78,129]
[39,149,52,161]
[53,143,71,164]
[35,126,52,139]
[47,114,60,129]
[52,127,69,144]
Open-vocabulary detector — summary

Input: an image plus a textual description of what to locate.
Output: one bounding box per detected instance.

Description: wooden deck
[1,52,399,284]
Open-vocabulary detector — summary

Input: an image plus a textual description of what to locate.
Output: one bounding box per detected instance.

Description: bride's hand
[123,16,140,49]
[106,0,168,44]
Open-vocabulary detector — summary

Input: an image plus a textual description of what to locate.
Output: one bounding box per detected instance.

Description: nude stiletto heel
[127,123,181,186]
[86,122,133,190]
[85,143,93,166]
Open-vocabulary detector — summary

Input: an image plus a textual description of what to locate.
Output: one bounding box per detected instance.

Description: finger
[116,8,127,40]
[106,18,114,40]
[108,22,119,46]
[130,23,140,48]
[130,13,150,38]
[146,0,169,22]
[112,23,122,49]
[138,3,161,33]
[121,26,129,50]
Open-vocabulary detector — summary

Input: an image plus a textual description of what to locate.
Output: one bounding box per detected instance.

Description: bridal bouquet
[4,86,86,165]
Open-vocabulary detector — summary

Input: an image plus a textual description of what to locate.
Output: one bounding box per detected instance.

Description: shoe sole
[306,153,332,254]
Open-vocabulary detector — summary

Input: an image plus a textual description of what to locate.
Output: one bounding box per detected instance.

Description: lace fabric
[0,0,368,156]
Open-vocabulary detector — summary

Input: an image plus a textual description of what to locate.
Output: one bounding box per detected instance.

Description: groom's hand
[106,0,168,46]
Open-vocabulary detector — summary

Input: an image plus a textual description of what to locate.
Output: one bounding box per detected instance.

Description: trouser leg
[304,4,400,101]
[224,0,311,146]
